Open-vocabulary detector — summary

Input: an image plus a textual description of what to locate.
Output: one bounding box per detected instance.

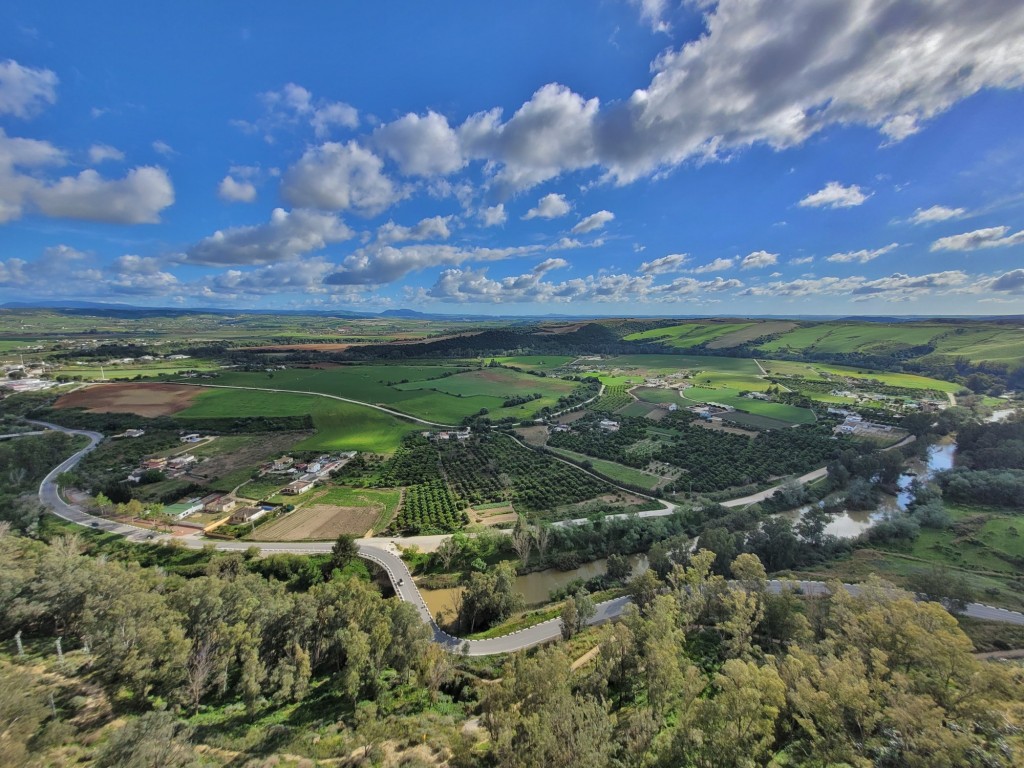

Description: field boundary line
[161,380,461,428]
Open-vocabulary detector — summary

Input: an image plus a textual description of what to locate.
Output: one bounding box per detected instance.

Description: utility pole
[55,636,65,669]
[14,630,23,657]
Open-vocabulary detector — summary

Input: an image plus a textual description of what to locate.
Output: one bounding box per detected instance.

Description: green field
[394,367,577,418]
[199,364,577,423]
[617,401,660,418]
[492,355,574,371]
[758,359,960,393]
[590,385,634,412]
[53,360,221,380]
[632,386,683,404]
[176,389,418,452]
[680,386,817,424]
[759,323,944,355]
[812,364,961,393]
[603,354,762,374]
[930,327,1024,364]
[706,320,798,349]
[756,321,1024,369]
[548,447,664,490]
[624,322,755,348]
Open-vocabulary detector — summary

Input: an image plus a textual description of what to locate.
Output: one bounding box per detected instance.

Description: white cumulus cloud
[480,204,507,227]
[326,243,540,286]
[826,243,899,264]
[909,205,966,225]
[523,192,571,220]
[572,210,614,234]
[218,175,257,203]
[639,253,690,275]
[930,226,1024,252]
[183,208,353,266]
[29,166,174,224]
[88,144,124,164]
[281,141,404,216]
[0,60,58,118]
[799,181,871,209]
[692,257,737,274]
[374,111,465,176]
[740,250,779,270]
[376,216,452,244]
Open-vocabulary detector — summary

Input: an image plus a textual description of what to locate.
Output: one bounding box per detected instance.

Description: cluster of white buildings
[260,452,357,496]
[422,428,472,441]
[129,452,198,481]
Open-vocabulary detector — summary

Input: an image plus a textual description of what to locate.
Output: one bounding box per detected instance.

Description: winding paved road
[32,419,1024,656]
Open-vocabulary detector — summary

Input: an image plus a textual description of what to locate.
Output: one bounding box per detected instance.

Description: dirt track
[53,383,208,417]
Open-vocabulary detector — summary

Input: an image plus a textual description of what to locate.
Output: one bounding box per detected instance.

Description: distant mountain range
[1,299,1020,322]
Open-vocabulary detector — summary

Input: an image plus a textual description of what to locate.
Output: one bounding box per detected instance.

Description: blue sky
[1,0,1023,315]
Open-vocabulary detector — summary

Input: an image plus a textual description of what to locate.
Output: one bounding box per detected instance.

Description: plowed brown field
[54,383,208,417]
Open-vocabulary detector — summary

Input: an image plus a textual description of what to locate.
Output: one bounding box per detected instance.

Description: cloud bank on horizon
[1,0,1024,314]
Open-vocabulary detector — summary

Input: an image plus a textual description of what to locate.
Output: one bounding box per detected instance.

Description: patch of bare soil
[53,383,208,417]
[252,504,378,541]
[514,425,549,446]
[469,503,517,526]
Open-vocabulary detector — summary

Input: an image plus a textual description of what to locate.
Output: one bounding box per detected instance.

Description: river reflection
[784,440,957,539]
[421,443,958,616]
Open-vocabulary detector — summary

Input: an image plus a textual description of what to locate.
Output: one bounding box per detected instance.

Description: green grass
[759,323,945,355]
[604,354,762,374]
[723,412,800,430]
[548,447,664,490]
[794,504,1024,612]
[394,367,577,419]
[53,361,221,380]
[680,386,816,424]
[692,372,773,391]
[812,364,960,393]
[929,327,1024,364]
[492,355,574,370]
[757,358,959,393]
[617,401,659,418]
[204,365,578,423]
[623,322,755,348]
[706,320,799,349]
[175,389,419,453]
[632,386,682,404]
[236,477,287,501]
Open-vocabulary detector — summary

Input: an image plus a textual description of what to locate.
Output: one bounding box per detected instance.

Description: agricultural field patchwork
[757,323,945,355]
[590,384,634,411]
[192,363,584,424]
[680,386,817,424]
[623,322,755,348]
[176,388,419,453]
[251,487,401,540]
[379,432,617,532]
